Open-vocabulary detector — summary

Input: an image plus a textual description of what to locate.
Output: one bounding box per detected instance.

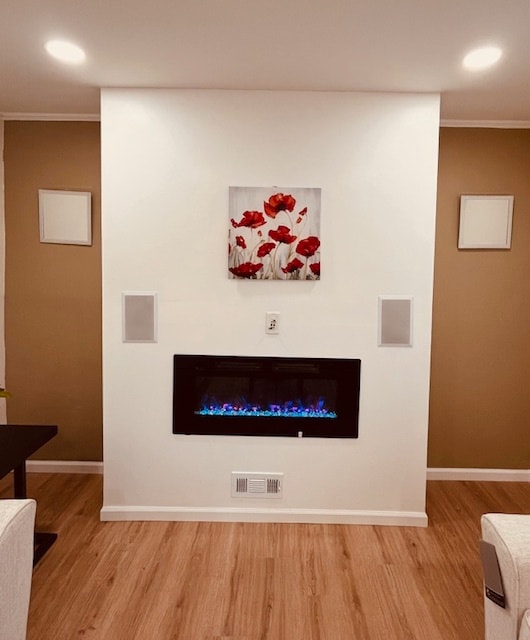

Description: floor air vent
[231,472,283,498]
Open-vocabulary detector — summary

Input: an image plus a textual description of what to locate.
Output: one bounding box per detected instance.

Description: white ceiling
[1,0,530,122]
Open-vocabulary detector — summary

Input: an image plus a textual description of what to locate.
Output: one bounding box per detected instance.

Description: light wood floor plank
[1,474,528,639]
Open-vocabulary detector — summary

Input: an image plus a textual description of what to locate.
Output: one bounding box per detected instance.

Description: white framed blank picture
[458,195,513,249]
[39,189,92,246]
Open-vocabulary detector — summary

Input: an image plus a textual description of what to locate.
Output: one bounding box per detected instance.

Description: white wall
[101,89,440,525]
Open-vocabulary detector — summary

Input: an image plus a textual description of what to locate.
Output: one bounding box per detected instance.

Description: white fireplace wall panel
[100,89,440,525]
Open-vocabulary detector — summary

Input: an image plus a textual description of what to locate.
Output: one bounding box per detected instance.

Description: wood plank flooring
[1,473,529,639]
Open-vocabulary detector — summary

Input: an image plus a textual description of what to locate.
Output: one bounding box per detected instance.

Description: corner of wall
[0,119,6,423]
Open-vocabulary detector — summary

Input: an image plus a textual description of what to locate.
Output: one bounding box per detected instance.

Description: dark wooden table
[0,424,58,564]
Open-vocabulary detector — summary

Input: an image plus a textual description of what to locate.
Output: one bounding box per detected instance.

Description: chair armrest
[0,499,36,640]
[519,610,530,640]
[481,514,530,640]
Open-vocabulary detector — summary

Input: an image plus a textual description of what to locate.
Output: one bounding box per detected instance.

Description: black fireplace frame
[172,354,361,438]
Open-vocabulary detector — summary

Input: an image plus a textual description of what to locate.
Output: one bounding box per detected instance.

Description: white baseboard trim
[22,463,528,483]
[427,467,530,482]
[440,119,530,129]
[1,112,100,122]
[26,460,103,474]
[100,506,428,527]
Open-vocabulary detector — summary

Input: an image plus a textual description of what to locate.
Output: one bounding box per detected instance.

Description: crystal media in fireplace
[173,355,360,438]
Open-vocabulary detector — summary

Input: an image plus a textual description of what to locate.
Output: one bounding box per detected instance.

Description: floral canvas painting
[228,186,321,280]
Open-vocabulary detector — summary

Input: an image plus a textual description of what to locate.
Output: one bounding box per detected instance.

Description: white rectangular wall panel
[39,189,92,245]
[458,195,514,249]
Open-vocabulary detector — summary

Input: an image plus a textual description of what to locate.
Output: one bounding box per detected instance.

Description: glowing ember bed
[172,354,360,438]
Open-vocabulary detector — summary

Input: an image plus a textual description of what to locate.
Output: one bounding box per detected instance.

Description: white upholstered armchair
[0,499,36,640]
[481,513,530,640]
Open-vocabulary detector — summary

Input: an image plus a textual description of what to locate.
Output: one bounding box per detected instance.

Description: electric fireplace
[173,355,361,438]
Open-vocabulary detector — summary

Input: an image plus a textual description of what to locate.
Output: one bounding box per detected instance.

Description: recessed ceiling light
[462,46,502,71]
[45,39,86,64]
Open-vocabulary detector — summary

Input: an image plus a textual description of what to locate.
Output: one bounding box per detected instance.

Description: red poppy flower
[298,207,307,217]
[231,211,266,229]
[282,258,304,274]
[269,225,297,244]
[236,235,246,249]
[264,193,296,218]
[257,242,276,258]
[229,262,263,278]
[309,262,320,276]
[296,236,320,257]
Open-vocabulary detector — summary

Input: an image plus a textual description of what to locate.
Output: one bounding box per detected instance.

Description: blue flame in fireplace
[195,397,337,419]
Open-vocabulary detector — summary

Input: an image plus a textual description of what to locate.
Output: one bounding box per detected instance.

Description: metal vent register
[231,472,283,498]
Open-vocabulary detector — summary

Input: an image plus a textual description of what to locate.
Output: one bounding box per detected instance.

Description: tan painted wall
[428,128,530,469]
[4,121,102,460]
[3,122,528,468]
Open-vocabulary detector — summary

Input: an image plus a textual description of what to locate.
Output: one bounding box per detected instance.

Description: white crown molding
[441,119,530,129]
[0,112,100,122]
[427,467,530,482]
